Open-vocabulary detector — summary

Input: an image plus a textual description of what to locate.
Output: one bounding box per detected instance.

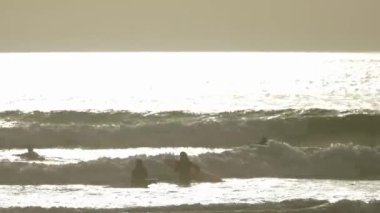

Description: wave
[0,141,379,184]
[0,109,379,148]
[0,147,228,165]
[206,141,380,179]
[1,199,380,213]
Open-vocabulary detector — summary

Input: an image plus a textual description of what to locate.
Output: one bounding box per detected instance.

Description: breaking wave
[1,199,380,213]
[0,141,379,185]
[0,109,379,148]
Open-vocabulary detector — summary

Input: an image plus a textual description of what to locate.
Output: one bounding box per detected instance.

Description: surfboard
[107,179,158,188]
[249,143,269,149]
[16,153,45,161]
[163,158,222,183]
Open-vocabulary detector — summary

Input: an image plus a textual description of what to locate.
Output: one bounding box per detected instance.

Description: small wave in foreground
[0,179,379,209]
[1,199,380,213]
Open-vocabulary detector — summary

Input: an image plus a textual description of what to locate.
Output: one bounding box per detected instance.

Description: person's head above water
[27,146,34,153]
[259,136,268,144]
[180,151,189,162]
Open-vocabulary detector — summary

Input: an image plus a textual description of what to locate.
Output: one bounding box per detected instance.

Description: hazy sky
[1,0,379,52]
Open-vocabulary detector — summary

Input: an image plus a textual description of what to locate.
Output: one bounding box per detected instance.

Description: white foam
[0,178,379,209]
[0,141,379,185]
[0,147,228,165]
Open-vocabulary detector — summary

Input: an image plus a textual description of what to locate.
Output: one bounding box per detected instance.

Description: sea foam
[1,199,380,213]
[0,141,379,185]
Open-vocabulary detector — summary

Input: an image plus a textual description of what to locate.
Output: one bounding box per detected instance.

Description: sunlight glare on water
[0,178,379,208]
[0,52,379,112]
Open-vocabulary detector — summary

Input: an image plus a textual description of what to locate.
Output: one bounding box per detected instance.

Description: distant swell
[0,109,379,148]
[0,141,379,185]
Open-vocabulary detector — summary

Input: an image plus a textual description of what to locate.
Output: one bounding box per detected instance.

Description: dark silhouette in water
[258,136,268,145]
[18,147,45,160]
[131,159,148,187]
[174,151,200,186]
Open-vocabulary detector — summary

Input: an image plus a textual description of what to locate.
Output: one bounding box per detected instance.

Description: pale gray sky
[1,0,379,52]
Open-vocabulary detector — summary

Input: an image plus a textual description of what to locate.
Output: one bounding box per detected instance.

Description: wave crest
[0,141,379,184]
[0,109,379,148]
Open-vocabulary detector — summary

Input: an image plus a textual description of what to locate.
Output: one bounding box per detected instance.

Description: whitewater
[0,52,379,212]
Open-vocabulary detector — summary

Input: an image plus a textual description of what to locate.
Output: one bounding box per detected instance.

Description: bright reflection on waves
[0,147,228,164]
[0,52,380,112]
[0,178,379,208]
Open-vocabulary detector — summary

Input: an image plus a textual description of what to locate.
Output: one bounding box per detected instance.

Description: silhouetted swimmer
[131,159,148,188]
[174,152,200,186]
[258,137,268,145]
[18,147,45,160]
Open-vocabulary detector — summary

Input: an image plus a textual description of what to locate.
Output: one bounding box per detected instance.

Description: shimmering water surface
[0,52,379,112]
[0,52,379,211]
[1,178,379,208]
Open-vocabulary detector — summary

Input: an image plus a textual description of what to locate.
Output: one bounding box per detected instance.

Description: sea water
[0,147,228,164]
[1,178,379,208]
[0,52,379,212]
[0,52,379,112]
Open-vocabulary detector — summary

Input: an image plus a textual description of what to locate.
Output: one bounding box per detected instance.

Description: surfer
[258,136,268,145]
[130,159,149,188]
[18,146,45,160]
[174,151,200,186]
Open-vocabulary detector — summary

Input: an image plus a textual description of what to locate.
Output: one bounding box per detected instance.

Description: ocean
[0,52,379,212]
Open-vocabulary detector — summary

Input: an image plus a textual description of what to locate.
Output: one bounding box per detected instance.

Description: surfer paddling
[163,151,221,184]
[17,146,45,161]
[174,151,200,186]
[131,159,149,187]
